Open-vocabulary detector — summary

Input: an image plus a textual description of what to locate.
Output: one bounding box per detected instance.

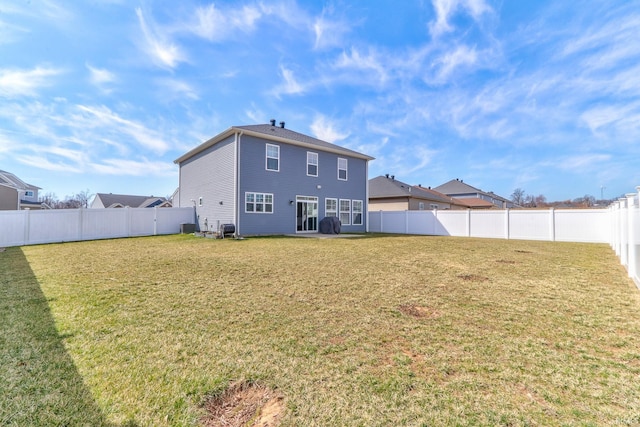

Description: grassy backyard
[1,234,640,426]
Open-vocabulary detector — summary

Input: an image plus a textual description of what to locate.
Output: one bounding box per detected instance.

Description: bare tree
[38,190,94,209]
[511,188,526,206]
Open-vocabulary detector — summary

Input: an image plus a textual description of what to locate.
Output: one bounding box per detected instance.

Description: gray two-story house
[173,121,374,236]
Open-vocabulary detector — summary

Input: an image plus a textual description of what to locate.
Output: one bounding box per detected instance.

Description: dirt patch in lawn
[398,303,440,319]
[201,381,284,427]
[457,274,490,282]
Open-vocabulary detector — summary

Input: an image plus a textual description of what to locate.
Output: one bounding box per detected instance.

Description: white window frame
[245,192,274,213]
[352,200,363,225]
[25,190,34,197]
[266,144,280,172]
[325,198,337,217]
[338,158,347,181]
[430,204,438,210]
[418,202,425,210]
[307,152,318,177]
[339,199,351,225]
[198,197,203,207]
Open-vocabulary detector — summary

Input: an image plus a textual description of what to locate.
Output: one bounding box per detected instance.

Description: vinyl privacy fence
[369,200,640,288]
[0,207,195,247]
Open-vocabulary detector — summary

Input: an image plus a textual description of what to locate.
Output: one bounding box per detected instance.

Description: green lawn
[2,234,640,426]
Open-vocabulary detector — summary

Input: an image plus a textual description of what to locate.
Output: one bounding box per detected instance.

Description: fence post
[405,210,409,235]
[126,206,131,237]
[380,210,383,233]
[619,198,628,267]
[78,208,84,241]
[23,209,30,246]
[466,209,471,237]
[505,208,510,239]
[549,207,555,242]
[153,207,158,236]
[626,193,637,280]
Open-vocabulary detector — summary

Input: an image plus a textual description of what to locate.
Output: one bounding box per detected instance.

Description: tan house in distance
[0,170,42,210]
[369,175,468,211]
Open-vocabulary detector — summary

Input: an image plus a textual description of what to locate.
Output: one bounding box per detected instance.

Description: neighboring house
[90,193,172,209]
[173,120,374,235]
[0,170,41,210]
[368,175,468,211]
[434,178,516,209]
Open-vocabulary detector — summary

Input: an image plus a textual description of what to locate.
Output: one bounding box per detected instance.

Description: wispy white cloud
[0,66,63,98]
[310,115,350,143]
[556,154,612,172]
[313,6,352,50]
[90,158,176,176]
[87,64,116,86]
[155,78,199,101]
[432,44,478,81]
[135,7,186,69]
[76,104,170,153]
[273,65,305,96]
[429,0,493,37]
[333,47,388,86]
[189,3,261,41]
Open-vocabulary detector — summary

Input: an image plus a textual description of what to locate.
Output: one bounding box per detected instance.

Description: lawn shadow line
[0,247,124,426]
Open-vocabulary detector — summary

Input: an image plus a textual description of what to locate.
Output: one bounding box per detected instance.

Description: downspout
[365,160,370,232]
[234,131,243,236]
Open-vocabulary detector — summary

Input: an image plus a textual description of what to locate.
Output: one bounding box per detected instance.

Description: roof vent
[279,121,285,128]
[385,174,389,178]
[391,175,395,180]
[270,119,276,126]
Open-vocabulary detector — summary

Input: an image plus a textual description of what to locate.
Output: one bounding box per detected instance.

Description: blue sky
[1,0,639,202]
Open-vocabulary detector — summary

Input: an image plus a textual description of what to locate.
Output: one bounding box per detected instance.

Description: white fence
[610,191,640,288]
[370,199,640,288]
[369,208,610,242]
[0,207,195,247]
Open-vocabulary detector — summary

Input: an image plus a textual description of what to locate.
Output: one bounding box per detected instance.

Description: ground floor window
[352,200,363,225]
[339,199,351,225]
[325,198,337,217]
[245,192,273,213]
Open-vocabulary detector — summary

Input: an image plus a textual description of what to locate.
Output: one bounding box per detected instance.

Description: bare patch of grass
[398,304,440,319]
[201,381,284,427]
[3,234,640,426]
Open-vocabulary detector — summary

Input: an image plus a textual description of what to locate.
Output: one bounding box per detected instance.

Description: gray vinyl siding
[178,135,236,232]
[237,134,368,235]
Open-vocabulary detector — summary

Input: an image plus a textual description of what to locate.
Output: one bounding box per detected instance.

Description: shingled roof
[369,175,468,207]
[91,193,170,208]
[174,122,374,164]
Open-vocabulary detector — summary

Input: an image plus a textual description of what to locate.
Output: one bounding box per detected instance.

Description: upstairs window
[25,191,34,197]
[307,152,318,176]
[266,144,279,171]
[338,158,347,181]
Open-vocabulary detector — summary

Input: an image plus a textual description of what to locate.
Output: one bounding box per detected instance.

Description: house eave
[174,126,375,164]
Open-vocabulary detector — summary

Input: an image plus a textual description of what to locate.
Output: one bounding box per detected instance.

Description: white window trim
[266,144,280,172]
[325,198,337,217]
[245,192,274,214]
[307,152,318,177]
[339,198,351,225]
[338,158,348,181]
[198,197,203,207]
[352,200,363,225]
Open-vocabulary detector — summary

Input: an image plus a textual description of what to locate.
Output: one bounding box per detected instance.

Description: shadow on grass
[0,247,125,426]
